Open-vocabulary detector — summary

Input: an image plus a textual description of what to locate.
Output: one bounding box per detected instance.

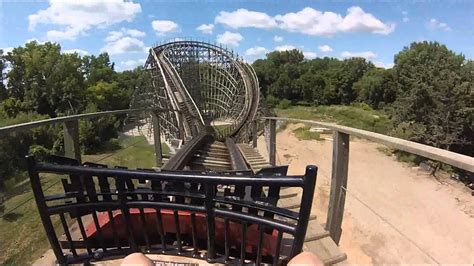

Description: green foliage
[87,81,129,110]
[79,115,120,154]
[83,53,116,86]
[292,126,323,141]
[392,41,472,155]
[337,58,375,104]
[0,41,143,191]
[5,41,86,117]
[28,145,53,161]
[265,94,279,108]
[277,105,393,134]
[253,52,374,105]
[277,99,291,109]
[0,112,60,189]
[0,97,28,118]
[354,68,397,109]
[257,41,472,160]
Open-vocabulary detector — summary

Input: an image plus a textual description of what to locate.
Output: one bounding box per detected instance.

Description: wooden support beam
[252,120,258,148]
[266,119,276,166]
[63,120,81,163]
[325,131,349,244]
[152,113,162,166]
[177,112,185,140]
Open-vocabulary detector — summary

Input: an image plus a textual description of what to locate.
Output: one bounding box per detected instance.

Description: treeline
[0,41,146,190]
[253,41,473,157]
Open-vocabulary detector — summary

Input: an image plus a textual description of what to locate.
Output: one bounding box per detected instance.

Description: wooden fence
[0,108,171,166]
[2,111,473,246]
[257,117,474,244]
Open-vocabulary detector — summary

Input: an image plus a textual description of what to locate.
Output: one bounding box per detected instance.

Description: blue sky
[0,0,473,71]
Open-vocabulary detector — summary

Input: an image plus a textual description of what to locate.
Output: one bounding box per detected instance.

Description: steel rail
[33,161,306,186]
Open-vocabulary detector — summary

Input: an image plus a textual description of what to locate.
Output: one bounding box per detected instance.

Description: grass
[0,135,165,265]
[276,104,393,134]
[212,124,230,136]
[292,126,323,141]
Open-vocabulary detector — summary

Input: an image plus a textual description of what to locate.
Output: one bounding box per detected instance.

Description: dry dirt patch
[258,123,473,264]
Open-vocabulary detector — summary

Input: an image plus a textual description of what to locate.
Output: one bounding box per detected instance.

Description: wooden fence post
[152,112,162,166]
[265,119,276,166]
[63,120,81,163]
[252,120,258,148]
[325,131,349,244]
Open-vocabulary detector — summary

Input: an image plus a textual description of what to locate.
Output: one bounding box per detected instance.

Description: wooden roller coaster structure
[25,40,323,265]
[14,40,472,265]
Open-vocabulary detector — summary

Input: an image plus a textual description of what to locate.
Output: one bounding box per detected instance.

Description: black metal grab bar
[27,155,317,265]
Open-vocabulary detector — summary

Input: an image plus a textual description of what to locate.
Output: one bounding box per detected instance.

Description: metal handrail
[27,155,317,264]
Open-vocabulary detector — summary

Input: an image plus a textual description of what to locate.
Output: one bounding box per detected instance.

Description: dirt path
[258,123,473,264]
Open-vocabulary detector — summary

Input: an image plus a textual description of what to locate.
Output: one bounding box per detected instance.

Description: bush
[277,99,291,109]
[265,95,279,108]
[28,145,53,161]
[79,116,120,154]
[0,112,61,190]
[351,102,373,111]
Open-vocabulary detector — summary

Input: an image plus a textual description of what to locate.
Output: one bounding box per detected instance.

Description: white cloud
[273,35,283,42]
[46,27,82,41]
[341,51,377,60]
[275,45,296,51]
[118,58,146,71]
[245,46,267,57]
[101,36,146,55]
[216,31,243,47]
[152,20,179,35]
[276,6,394,36]
[196,24,214,34]
[338,7,395,34]
[374,61,394,69]
[105,31,124,42]
[318,45,333,53]
[105,28,145,42]
[427,18,451,31]
[28,0,141,41]
[215,9,277,29]
[1,47,13,54]
[125,28,146,38]
[26,38,46,44]
[63,49,89,56]
[303,51,317,59]
[402,11,409,23]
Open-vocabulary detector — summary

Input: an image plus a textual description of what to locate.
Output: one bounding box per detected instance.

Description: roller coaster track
[131,40,269,173]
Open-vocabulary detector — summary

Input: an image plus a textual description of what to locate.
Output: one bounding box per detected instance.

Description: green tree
[296,72,326,104]
[83,53,116,86]
[87,81,129,111]
[6,41,86,117]
[354,68,397,109]
[116,66,148,104]
[335,58,374,104]
[392,41,470,155]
